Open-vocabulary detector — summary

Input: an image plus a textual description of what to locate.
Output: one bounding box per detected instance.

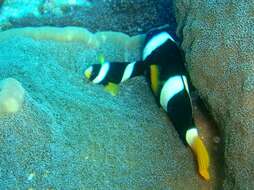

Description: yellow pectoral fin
[104,82,119,96]
[191,136,210,181]
[150,65,160,95]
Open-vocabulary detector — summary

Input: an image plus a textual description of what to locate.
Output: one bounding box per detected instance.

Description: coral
[0,26,218,189]
[0,78,25,115]
[175,0,254,189]
[40,0,92,15]
[0,0,174,35]
[0,26,145,50]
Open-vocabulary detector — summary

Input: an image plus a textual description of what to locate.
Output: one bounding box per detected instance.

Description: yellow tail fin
[191,136,210,181]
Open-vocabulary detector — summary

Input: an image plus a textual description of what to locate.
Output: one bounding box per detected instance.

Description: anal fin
[104,82,119,96]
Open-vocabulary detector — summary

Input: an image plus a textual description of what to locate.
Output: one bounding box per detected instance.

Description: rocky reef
[0,0,174,35]
[174,0,254,189]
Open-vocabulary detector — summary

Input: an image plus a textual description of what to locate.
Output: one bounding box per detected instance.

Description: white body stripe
[121,62,135,82]
[160,75,184,111]
[92,62,110,84]
[182,75,190,94]
[186,128,198,146]
[142,32,175,60]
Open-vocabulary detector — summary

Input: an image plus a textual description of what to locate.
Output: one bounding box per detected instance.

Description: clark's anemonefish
[85,60,145,96]
[84,26,210,181]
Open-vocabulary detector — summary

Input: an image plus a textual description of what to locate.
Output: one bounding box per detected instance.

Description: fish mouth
[85,66,93,79]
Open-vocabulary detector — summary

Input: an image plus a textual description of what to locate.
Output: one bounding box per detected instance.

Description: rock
[0,26,214,189]
[0,0,175,35]
[174,1,254,189]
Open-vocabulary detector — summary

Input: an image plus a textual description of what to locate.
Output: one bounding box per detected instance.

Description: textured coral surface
[0,27,221,189]
[175,1,254,189]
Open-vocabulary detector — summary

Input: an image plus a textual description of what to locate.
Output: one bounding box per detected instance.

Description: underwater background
[0,1,253,190]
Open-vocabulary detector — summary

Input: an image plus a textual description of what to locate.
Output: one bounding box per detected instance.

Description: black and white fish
[84,26,210,180]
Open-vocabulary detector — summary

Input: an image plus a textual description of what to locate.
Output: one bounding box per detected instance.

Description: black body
[90,61,145,85]
[143,29,194,144]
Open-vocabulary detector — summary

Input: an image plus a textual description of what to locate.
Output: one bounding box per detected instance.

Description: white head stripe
[160,75,184,111]
[121,62,135,82]
[142,32,175,60]
[182,75,190,94]
[186,128,198,146]
[92,62,110,84]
